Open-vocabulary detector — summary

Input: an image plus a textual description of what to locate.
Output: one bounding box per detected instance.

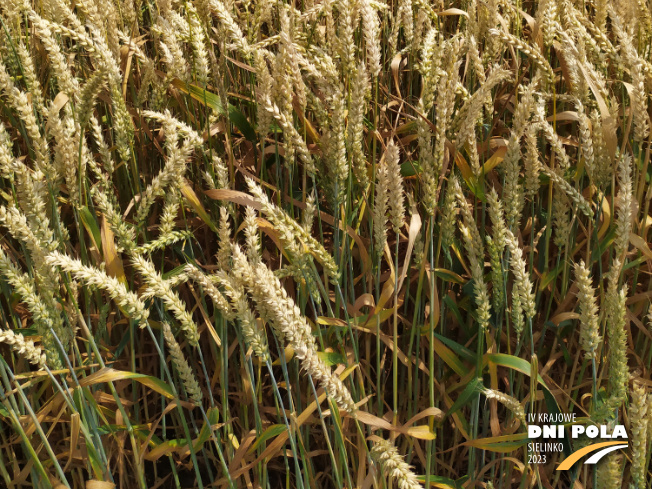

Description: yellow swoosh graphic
[556,441,628,470]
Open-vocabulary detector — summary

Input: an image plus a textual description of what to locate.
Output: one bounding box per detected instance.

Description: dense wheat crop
[0,0,651,487]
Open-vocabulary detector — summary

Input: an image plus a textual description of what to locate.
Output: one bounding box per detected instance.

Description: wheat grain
[487,189,507,311]
[505,229,536,341]
[552,189,572,251]
[630,381,649,488]
[596,453,622,488]
[371,438,423,489]
[542,166,594,218]
[186,4,210,85]
[453,66,510,151]
[456,181,491,333]
[386,141,404,233]
[0,60,49,172]
[373,151,389,257]
[574,260,602,359]
[360,0,381,76]
[247,179,339,282]
[212,266,270,361]
[0,250,61,367]
[524,125,541,197]
[614,154,633,259]
[604,260,629,409]
[28,12,79,96]
[536,0,559,48]
[135,111,202,224]
[440,177,459,259]
[232,244,356,414]
[503,86,534,227]
[162,322,202,404]
[577,101,595,184]
[489,28,554,83]
[0,329,47,369]
[208,0,250,55]
[482,388,525,424]
[262,96,315,173]
[349,64,371,192]
[132,255,199,346]
[46,251,149,324]
[534,105,571,171]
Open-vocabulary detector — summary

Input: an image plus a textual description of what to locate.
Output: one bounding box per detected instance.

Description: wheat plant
[0,0,651,487]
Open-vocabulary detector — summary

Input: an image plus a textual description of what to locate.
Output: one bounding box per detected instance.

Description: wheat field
[0,0,650,487]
